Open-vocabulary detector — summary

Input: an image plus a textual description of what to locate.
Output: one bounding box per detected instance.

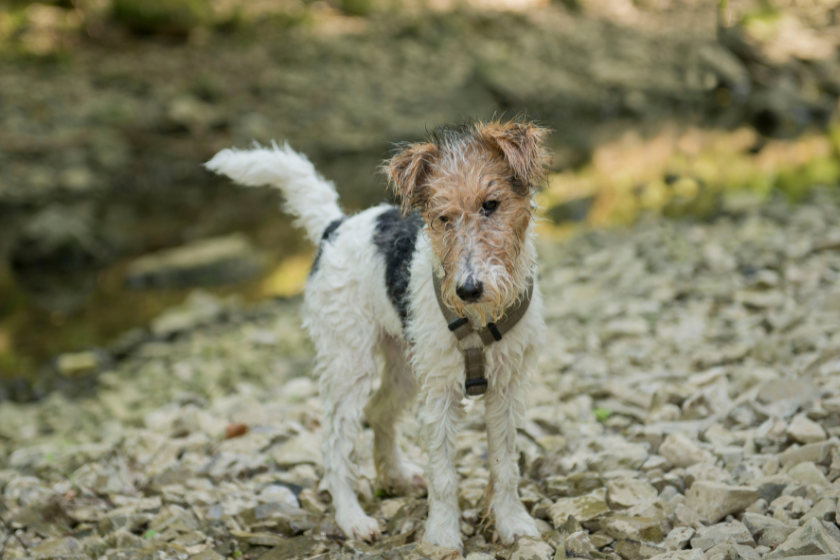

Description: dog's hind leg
[364,336,424,496]
[313,321,381,542]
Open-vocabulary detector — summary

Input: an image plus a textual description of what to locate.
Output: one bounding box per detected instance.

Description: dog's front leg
[485,354,540,544]
[419,382,465,551]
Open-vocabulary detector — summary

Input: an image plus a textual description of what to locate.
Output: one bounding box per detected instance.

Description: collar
[431,269,534,396]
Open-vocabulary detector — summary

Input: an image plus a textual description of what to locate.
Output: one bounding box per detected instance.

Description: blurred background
[0,0,838,398]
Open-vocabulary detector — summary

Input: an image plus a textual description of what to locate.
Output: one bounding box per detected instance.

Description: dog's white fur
[206,143,544,551]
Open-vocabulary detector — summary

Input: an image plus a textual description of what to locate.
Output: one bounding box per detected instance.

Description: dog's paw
[495,510,540,545]
[381,460,427,496]
[424,515,463,552]
[336,508,382,543]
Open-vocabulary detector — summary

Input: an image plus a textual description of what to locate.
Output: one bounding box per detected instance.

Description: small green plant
[593,407,613,422]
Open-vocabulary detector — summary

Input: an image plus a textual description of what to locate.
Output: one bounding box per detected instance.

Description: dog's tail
[205,142,344,244]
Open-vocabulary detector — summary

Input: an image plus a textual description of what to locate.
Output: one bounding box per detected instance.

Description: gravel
[5,193,840,559]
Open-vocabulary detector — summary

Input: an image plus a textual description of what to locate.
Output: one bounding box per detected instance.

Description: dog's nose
[456,278,483,302]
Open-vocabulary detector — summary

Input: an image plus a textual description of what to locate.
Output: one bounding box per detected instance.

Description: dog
[206,118,550,551]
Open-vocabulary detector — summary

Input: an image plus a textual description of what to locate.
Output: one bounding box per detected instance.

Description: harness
[431,270,533,397]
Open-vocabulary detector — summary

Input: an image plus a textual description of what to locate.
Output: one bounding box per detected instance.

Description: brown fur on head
[386,119,551,321]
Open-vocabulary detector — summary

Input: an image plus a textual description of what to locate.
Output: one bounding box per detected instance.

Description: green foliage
[112,0,212,37]
[593,407,613,422]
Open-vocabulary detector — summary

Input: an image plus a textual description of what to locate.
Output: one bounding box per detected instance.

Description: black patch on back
[373,207,424,325]
[310,217,345,276]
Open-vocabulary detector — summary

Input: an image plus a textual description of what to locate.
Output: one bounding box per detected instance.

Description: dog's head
[386,119,550,321]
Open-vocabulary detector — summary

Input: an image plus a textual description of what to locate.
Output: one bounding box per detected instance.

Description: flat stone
[615,539,667,560]
[256,536,326,560]
[674,503,704,527]
[685,462,731,487]
[742,513,798,548]
[690,521,755,551]
[271,435,322,468]
[659,433,712,469]
[189,551,225,560]
[127,233,264,289]
[725,544,761,560]
[589,444,650,473]
[765,518,840,559]
[787,415,827,444]
[566,531,597,556]
[607,478,659,509]
[685,482,758,523]
[751,475,792,503]
[510,536,554,560]
[549,492,610,525]
[779,439,839,468]
[600,516,664,543]
[800,498,837,522]
[29,537,83,557]
[544,472,603,498]
[648,552,706,560]
[662,527,695,551]
[787,461,829,488]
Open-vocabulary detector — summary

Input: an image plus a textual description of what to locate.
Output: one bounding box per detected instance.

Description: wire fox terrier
[206,119,550,551]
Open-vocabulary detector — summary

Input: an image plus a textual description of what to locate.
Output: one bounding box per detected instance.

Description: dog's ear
[479,121,550,192]
[386,142,439,216]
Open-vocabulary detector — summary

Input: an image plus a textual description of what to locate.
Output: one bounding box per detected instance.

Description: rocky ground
[4,189,840,559]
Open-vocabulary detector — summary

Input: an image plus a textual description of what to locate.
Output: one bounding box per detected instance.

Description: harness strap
[431,269,533,397]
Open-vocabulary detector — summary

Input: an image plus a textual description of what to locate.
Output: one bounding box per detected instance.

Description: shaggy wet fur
[389,120,549,323]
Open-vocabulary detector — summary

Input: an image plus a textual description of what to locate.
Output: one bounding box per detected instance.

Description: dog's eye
[481,200,499,215]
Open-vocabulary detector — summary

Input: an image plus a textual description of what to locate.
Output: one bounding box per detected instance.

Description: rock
[685,462,731,487]
[150,291,227,337]
[787,415,827,444]
[549,492,611,525]
[615,539,667,560]
[254,535,327,560]
[685,482,759,523]
[510,536,554,560]
[674,503,704,527]
[751,475,791,502]
[271,435,322,468]
[756,380,820,419]
[659,434,712,469]
[28,537,83,557]
[565,531,598,556]
[725,544,761,560]
[648,552,706,560]
[55,351,102,377]
[662,527,695,551]
[589,444,650,473]
[600,516,664,543]
[126,233,264,289]
[800,498,836,522]
[744,513,796,548]
[765,518,840,558]
[690,521,755,551]
[787,462,829,488]
[779,439,839,468]
[190,550,225,560]
[607,478,659,509]
[544,473,603,498]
